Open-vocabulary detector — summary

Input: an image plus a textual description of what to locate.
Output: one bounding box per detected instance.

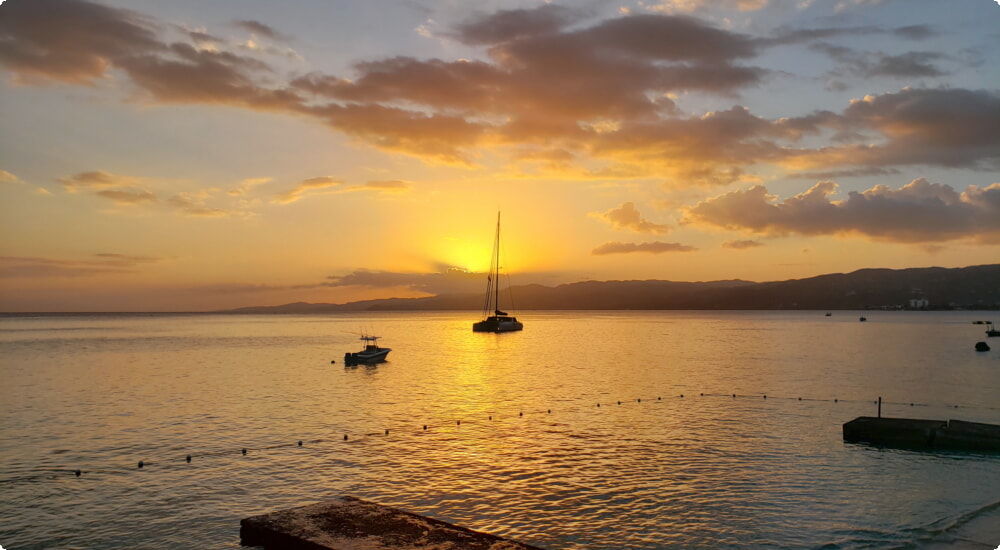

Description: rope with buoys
[3,390,997,484]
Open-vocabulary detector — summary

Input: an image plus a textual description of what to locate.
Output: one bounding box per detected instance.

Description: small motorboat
[975,341,990,352]
[986,323,1000,337]
[859,316,867,322]
[344,335,391,365]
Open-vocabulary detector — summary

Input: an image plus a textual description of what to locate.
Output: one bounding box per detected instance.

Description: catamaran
[472,212,524,333]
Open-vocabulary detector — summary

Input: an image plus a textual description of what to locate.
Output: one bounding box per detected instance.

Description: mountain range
[224,264,1000,313]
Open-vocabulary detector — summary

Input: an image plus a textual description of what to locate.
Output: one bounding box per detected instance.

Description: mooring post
[878,396,882,418]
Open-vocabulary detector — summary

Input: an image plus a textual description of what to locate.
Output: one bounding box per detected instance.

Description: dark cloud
[58,170,133,191]
[2,1,994,181]
[592,241,696,255]
[722,240,763,249]
[326,268,484,295]
[233,20,289,42]
[450,4,583,45]
[0,0,162,84]
[96,189,157,204]
[0,254,162,278]
[685,179,1000,243]
[894,25,936,40]
[810,43,947,79]
[782,88,1000,172]
[591,202,670,234]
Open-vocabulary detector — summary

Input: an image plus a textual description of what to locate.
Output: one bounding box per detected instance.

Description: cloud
[326,267,484,295]
[722,239,763,249]
[0,254,162,278]
[167,193,231,217]
[591,202,671,234]
[57,170,137,192]
[95,188,157,204]
[232,20,289,42]
[3,1,995,181]
[0,170,22,184]
[273,176,343,204]
[810,42,948,79]
[353,180,410,192]
[780,88,1000,172]
[685,178,1000,243]
[592,241,696,255]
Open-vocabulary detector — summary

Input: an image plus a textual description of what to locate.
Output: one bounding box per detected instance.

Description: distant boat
[825,312,832,317]
[472,212,523,333]
[859,316,867,322]
[344,335,391,365]
[987,323,1000,338]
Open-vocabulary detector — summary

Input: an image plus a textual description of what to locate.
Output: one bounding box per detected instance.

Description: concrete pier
[843,417,1000,451]
[240,496,545,550]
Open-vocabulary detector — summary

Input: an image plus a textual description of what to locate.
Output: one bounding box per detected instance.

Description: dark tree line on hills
[227,264,1000,313]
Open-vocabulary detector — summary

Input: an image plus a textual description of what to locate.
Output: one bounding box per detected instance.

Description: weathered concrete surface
[240,496,545,550]
[843,417,1000,451]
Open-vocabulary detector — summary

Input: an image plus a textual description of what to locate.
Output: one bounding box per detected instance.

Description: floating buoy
[186,455,191,463]
[597,403,600,407]
[519,412,523,417]
[798,397,802,401]
[658,396,662,400]
[330,360,335,364]
[75,469,81,477]
[138,461,144,469]
[344,434,349,441]
[423,425,427,430]
[637,398,641,403]
[976,341,990,352]
[489,415,492,421]
[298,440,303,447]
[547,409,551,414]
[763,395,767,399]
[732,394,736,398]
[617,401,621,405]
[385,429,389,435]
[242,448,247,455]
[834,399,838,403]
[679,395,683,398]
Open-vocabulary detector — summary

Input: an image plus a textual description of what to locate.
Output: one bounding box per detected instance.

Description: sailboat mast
[494,211,501,315]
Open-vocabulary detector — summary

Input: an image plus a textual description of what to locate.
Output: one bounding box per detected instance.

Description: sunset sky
[1,0,998,312]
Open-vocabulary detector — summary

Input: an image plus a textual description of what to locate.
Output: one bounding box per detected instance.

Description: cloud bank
[686,179,1000,243]
[4,0,995,185]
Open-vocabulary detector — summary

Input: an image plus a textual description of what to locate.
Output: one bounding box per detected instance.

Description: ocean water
[1,310,999,549]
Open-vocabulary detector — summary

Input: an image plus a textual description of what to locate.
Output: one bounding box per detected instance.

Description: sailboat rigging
[472,212,524,333]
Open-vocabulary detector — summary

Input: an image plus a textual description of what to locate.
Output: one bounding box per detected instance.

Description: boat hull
[472,316,523,333]
[344,348,391,365]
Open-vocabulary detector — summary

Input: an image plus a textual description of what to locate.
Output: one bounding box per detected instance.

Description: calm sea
[1,311,999,549]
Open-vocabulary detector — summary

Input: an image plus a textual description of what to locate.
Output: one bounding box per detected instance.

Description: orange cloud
[592,202,671,234]
[592,241,696,255]
[272,176,343,204]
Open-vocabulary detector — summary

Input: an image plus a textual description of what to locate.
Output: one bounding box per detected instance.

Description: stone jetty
[240,496,545,550]
[843,417,1000,451]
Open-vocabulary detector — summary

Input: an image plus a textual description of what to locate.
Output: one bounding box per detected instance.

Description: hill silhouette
[224,264,1000,313]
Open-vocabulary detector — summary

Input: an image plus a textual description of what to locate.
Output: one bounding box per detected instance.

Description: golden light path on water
[1,311,999,549]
